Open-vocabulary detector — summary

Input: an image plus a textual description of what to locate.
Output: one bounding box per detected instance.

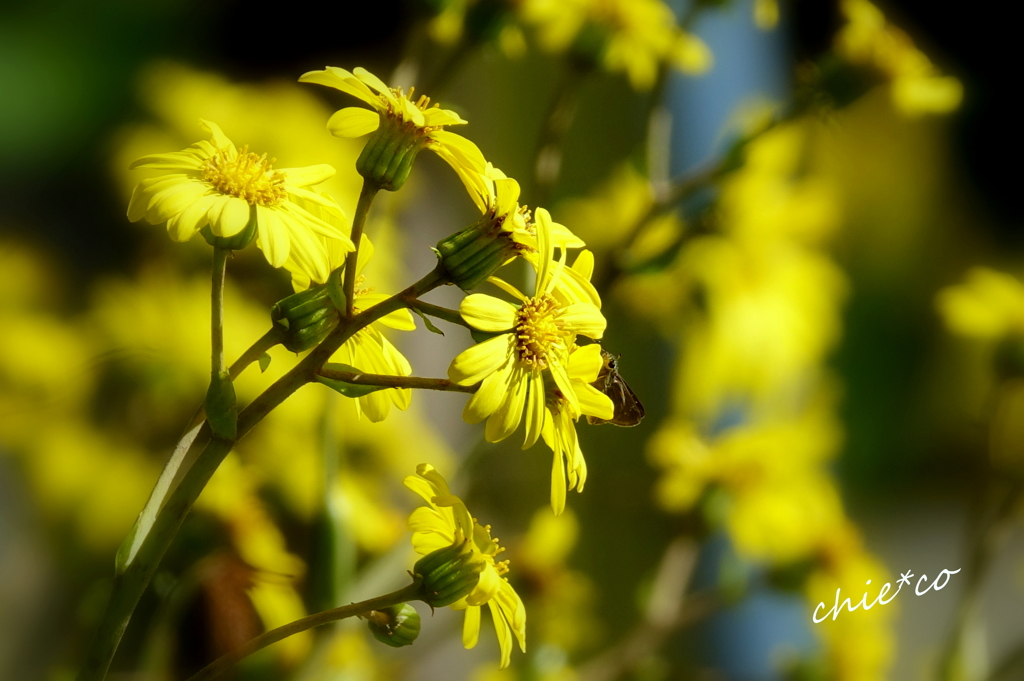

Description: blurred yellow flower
[405,464,526,668]
[128,119,353,283]
[836,0,962,116]
[936,267,1024,339]
[522,0,712,89]
[449,209,606,446]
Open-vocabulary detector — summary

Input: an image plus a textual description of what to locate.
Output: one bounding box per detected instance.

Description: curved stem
[77,266,449,681]
[186,581,423,681]
[317,367,478,393]
[344,181,380,319]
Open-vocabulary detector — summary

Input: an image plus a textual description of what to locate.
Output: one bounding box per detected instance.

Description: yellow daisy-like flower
[405,464,526,668]
[448,209,606,446]
[542,343,613,514]
[127,119,353,283]
[299,66,487,196]
[522,0,712,90]
[936,267,1024,340]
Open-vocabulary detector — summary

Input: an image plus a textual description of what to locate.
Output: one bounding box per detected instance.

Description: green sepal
[205,370,237,440]
[412,307,445,336]
[316,363,388,398]
[201,204,258,250]
[413,541,482,607]
[367,603,421,648]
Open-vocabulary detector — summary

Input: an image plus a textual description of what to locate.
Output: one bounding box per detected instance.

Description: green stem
[407,299,471,329]
[186,581,423,681]
[344,181,380,319]
[76,266,449,681]
[211,247,229,377]
[317,367,478,393]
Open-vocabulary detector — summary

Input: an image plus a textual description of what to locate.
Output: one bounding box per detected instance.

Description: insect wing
[586,351,645,427]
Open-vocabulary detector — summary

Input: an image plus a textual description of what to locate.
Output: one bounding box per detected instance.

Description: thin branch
[318,367,478,394]
[186,581,423,681]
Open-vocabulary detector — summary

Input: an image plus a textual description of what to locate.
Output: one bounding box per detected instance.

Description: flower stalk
[343,180,380,319]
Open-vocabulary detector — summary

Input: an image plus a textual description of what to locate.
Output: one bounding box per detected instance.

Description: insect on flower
[586,349,645,427]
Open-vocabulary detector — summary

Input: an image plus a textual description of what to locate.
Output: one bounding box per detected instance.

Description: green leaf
[258,352,272,373]
[116,421,203,574]
[204,371,237,440]
[412,307,445,336]
[316,363,388,398]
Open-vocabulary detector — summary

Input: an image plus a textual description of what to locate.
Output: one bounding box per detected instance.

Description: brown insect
[587,349,645,427]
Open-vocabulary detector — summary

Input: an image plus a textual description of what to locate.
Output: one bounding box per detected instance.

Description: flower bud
[436,215,524,291]
[201,205,259,250]
[356,114,429,192]
[270,285,340,352]
[413,540,483,607]
[366,603,421,648]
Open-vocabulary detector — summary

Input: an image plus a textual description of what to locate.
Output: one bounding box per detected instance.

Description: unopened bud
[356,115,429,192]
[270,285,340,352]
[366,603,421,648]
[413,540,483,607]
[436,215,524,291]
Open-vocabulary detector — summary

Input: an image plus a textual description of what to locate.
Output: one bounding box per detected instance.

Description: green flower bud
[436,215,524,292]
[201,204,258,250]
[356,114,429,192]
[366,603,421,648]
[413,540,483,608]
[270,285,340,352]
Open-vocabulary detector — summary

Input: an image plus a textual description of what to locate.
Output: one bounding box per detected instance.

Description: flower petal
[448,334,513,385]
[279,164,336,187]
[129,151,203,171]
[522,370,546,449]
[460,294,518,332]
[567,343,603,380]
[462,605,481,650]
[485,367,528,442]
[559,302,606,339]
[326,107,381,138]
[255,205,290,266]
[576,383,614,420]
[463,360,513,423]
[299,67,380,109]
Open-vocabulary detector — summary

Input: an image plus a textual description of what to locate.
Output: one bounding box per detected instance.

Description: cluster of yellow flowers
[109,60,638,670]
[836,0,962,116]
[565,120,896,678]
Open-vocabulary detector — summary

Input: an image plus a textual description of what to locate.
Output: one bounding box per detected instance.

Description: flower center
[379,86,444,132]
[202,145,287,207]
[515,295,564,369]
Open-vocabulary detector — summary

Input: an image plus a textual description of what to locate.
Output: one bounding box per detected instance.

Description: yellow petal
[167,193,218,241]
[567,344,603,380]
[129,151,203,171]
[199,119,234,150]
[550,361,579,416]
[493,177,520,217]
[299,67,380,109]
[255,205,289,266]
[279,164,336,187]
[145,178,207,225]
[429,130,486,172]
[560,302,606,339]
[463,361,512,424]
[522,371,545,450]
[485,367,528,442]
[489,599,515,669]
[326,107,381,138]
[576,383,613,420]
[462,605,481,650]
[353,67,397,106]
[460,294,518,332]
[547,420,567,516]
[423,107,467,127]
[448,334,513,385]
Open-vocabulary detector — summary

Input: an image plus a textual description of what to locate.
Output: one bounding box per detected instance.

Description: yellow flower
[331,237,417,422]
[836,0,961,116]
[522,0,712,89]
[405,464,526,668]
[936,267,1024,340]
[473,165,585,251]
[541,343,613,514]
[127,119,353,283]
[299,66,487,195]
[448,209,606,446]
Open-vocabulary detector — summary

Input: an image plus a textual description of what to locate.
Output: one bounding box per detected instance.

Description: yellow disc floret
[515,294,565,368]
[201,145,287,207]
